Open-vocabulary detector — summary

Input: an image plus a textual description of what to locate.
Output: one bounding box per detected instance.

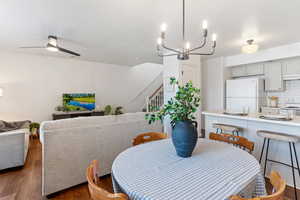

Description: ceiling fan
[20,35,80,57]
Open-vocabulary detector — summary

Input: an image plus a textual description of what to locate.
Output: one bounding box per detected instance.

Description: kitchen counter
[202,111,300,188]
[202,111,300,127]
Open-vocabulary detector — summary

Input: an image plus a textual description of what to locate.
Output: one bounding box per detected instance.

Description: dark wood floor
[0,138,112,200]
[0,138,297,200]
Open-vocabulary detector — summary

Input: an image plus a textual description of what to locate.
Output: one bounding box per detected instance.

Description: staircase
[146,84,164,112]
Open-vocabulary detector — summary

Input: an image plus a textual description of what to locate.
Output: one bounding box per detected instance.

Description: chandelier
[156,0,217,60]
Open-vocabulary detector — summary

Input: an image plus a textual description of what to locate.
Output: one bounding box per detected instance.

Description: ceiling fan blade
[19,46,45,49]
[57,47,80,56]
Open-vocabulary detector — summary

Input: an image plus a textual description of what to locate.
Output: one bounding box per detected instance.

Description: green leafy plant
[104,105,112,115]
[29,122,40,132]
[145,77,200,127]
[55,105,64,112]
[114,106,124,115]
[55,105,70,112]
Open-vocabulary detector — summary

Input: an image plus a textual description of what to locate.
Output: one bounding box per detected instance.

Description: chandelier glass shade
[156,0,217,60]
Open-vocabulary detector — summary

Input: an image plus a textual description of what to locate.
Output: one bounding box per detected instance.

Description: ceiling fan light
[242,40,259,54]
[46,46,59,52]
[48,36,58,46]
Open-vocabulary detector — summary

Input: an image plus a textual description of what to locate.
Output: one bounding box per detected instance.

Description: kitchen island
[203,111,300,188]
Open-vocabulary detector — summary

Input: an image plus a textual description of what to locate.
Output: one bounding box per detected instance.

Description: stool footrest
[267,159,299,170]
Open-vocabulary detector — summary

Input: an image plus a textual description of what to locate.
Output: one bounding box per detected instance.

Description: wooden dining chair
[209,132,255,153]
[230,171,286,200]
[132,132,168,146]
[86,160,129,200]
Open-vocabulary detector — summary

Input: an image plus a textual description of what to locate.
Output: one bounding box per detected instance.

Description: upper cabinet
[231,66,246,77]
[283,58,300,75]
[229,56,300,91]
[245,63,264,76]
[231,63,264,78]
[264,61,284,91]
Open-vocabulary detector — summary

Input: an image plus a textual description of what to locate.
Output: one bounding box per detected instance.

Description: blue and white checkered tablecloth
[112,139,267,200]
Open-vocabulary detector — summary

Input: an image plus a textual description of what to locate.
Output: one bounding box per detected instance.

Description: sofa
[40,112,162,196]
[0,128,30,170]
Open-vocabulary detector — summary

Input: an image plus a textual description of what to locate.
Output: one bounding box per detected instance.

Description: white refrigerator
[226,78,265,113]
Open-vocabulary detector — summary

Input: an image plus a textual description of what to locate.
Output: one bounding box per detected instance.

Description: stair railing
[146,84,164,112]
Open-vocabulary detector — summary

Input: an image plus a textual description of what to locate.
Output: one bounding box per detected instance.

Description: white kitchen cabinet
[231,66,246,77]
[264,61,283,91]
[231,64,263,78]
[283,57,300,75]
[246,63,264,76]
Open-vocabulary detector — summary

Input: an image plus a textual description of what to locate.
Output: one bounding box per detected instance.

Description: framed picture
[63,93,95,111]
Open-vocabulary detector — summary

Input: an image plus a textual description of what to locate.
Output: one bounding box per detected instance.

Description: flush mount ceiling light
[242,39,259,54]
[156,0,217,60]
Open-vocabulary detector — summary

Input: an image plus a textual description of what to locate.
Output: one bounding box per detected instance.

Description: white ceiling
[1,0,300,66]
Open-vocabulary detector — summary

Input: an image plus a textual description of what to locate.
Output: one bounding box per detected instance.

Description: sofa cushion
[0,120,30,133]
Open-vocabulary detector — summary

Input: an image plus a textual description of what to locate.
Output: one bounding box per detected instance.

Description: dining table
[112,138,267,200]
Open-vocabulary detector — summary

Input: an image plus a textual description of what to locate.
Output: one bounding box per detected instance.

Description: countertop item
[281,103,300,111]
[202,111,300,127]
[259,115,292,121]
[223,111,248,116]
[112,139,266,200]
[267,96,279,108]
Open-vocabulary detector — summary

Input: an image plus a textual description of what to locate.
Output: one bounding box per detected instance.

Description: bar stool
[213,123,243,136]
[257,130,300,200]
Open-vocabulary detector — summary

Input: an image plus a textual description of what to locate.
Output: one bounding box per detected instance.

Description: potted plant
[104,105,112,115]
[114,106,124,115]
[30,122,40,139]
[146,77,200,158]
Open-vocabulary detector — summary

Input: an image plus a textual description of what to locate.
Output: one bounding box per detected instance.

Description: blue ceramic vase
[172,120,198,158]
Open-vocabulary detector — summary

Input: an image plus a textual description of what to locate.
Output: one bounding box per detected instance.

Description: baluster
[158,93,161,108]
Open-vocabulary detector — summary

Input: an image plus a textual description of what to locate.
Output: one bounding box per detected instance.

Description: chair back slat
[209,132,254,153]
[229,171,286,200]
[86,160,129,200]
[133,132,168,146]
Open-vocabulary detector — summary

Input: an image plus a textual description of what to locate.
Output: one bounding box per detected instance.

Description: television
[63,93,95,111]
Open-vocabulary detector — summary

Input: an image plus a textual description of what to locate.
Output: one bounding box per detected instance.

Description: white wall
[125,63,164,112]
[163,56,202,134]
[0,52,163,122]
[202,57,229,112]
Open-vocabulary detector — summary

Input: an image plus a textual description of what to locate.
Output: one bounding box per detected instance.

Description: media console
[52,111,104,120]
